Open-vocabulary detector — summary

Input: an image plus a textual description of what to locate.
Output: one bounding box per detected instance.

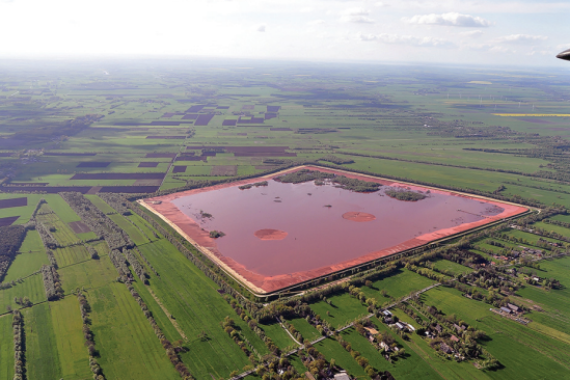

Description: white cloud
[359,32,455,48]
[496,34,547,44]
[341,8,375,24]
[257,24,266,32]
[460,30,483,38]
[404,12,493,27]
[307,19,325,26]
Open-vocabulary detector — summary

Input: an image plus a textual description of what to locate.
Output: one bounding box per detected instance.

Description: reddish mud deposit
[141,166,528,295]
[255,229,288,240]
[343,212,376,222]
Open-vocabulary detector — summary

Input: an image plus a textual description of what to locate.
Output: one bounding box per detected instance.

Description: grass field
[24,303,63,380]
[0,315,14,380]
[419,286,493,327]
[310,292,370,329]
[50,296,92,380]
[4,229,49,282]
[59,254,117,295]
[88,282,180,380]
[288,317,322,342]
[360,269,435,302]
[85,195,117,214]
[108,213,150,245]
[53,245,92,268]
[0,274,46,313]
[315,337,368,378]
[432,259,474,275]
[515,256,570,335]
[139,239,262,379]
[259,322,297,350]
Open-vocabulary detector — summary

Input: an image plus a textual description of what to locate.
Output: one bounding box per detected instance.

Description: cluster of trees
[13,310,25,380]
[109,249,134,284]
[221,316,252,357]
[13,296,32,308]
[0,225,26,281]
[45,249,58,268]
[60,192,133,251]
[41,265,63,300]
[125,284,193,379]
[301,345,331,380]
[460,268,522,295]
[209,230,225,239]
[87,246,99,259]
[238,181,268,190]
[36,221,58,249]
[98,193,130,216]
[317,155,354,165]
[407,298,497,366]
[385,189,427,202]
[223,295,281,355]
[77,291,106,380]
[276,169,381,192]
[31,198,46,218]
[123,248,149,284]
[405,264,451,283]
[339,326,386,377]
[247,354,303,380]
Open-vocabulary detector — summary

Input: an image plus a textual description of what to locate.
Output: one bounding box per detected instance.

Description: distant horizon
[0,54,568,72]
[1,0,568,68]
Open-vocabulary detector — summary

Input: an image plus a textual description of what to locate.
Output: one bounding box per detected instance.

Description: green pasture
[432,259,474,275]
[50,296,92,380]
[88,282,179,380]
[515,256,570,335]
[85,195,116,214]
[59,254,117,295]
[138,239,262,379]
[360,269,435,302]
[108,213,150,245]
[419,286,493,327]
[310,292,370,329]
[0,315,14,380]
[533,221,570,239]
[0,274,46,313]
[314,337,368,378]
[24,303,62,380]
[288,317,321,342]
[53,245,92,268]
[259,322,298,349]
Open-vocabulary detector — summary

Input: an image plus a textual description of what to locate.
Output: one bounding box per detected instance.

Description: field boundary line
[146,285,188,341]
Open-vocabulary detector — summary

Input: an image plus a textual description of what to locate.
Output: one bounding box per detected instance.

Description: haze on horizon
[0,0,568,68]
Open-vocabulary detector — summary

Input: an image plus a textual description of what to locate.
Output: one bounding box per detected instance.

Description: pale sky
[1,0,568,67]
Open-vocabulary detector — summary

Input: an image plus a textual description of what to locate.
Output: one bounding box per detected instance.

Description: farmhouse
[440,343,454,354]
[507,303,520,313]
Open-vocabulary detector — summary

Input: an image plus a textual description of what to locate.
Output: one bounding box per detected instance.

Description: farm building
[501,307,512,314]
[507,303,520,312]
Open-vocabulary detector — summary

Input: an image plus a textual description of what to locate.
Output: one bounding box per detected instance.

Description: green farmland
[0,60,569,380]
